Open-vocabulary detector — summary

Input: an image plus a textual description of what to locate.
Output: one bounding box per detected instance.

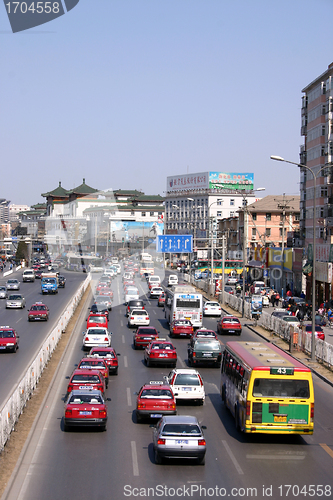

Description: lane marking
[320,443,333,459]
[178,358,185,368]
[122,335,125,344]
[222,440,244,474]
[127,387,132,406]
[246,455,305,460]
[124,355,128,368]
[131,441,140,476]
[17,317,22,322]
[120,320,124,327]
[152,310,156,315]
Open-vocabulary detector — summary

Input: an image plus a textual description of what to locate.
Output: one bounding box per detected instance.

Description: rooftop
[245,195,300,213]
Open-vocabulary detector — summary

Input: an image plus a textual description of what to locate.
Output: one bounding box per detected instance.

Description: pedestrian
[286,289,292,298]
[271,292,276,307]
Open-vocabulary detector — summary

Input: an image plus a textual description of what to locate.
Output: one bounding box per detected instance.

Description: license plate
[0,346,6,349]
[181,387,192,391]
[150,413,162,418]
[175,440,189,444]
[274,415,287,423]
[229,330,235,333]
[203,353,212,357]
[79,411,92,415]
[79,385,93,389]
[159,354,168,357]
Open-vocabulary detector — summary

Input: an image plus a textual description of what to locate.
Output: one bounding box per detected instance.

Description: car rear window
[161,424,201,435]
[174,320,191,326]
[88,316,107,323]
[132,310,147,315]
[129,301,144,307]
[174,374,200,386]
[72,374,101,382]
[88,329,107,335]
[69,395,103,404]
[140,389,173,399]
[137,328,156,334]
[151,343,174,350]
[79,361,105,368]
[195,341,220,349]
[91,351,115,358]
[223,318,240,324]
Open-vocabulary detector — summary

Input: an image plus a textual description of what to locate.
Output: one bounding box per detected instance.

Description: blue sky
[1,0,333,206]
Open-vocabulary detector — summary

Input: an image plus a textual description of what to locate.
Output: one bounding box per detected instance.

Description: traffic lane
[0,271,86,406]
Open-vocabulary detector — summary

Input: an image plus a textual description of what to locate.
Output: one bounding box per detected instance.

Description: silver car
[0,286,7,299]
[152,415,206,465]
[6,279,20,291]
[6,294,26,309]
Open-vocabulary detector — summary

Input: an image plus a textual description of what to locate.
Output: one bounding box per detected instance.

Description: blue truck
[41,273,58,294]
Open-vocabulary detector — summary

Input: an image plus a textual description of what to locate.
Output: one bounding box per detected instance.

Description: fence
[0,273,91,452]
[186,274,333,370]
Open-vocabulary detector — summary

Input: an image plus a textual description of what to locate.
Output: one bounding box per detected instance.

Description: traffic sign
[156,235,193,253]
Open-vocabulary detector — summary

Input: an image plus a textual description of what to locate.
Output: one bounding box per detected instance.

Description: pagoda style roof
[134,194,164,202]
[113,189,143,197]
[42,182,70,198]
[68,178,99,195]
[31,203,47,210]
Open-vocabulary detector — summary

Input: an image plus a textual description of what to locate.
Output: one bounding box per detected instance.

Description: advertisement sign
[167,173,209,192]
[209,172,254,191]
[110,220,164,243]
[251,295,263,316]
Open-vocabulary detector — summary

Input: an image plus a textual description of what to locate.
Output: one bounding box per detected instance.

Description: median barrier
[0,273,91,452]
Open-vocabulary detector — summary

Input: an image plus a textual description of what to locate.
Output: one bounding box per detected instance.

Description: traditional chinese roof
[31,203,47,210]
[41,182,70,198]
[133,194,165,202]
[68,178,99,195]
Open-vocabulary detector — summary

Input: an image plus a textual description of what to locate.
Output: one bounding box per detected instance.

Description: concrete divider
[0,273,91,452]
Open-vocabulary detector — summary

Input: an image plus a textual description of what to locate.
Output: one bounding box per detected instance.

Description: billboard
[110,220,164,243]
[209,172,254,190]
[167,171,254,192]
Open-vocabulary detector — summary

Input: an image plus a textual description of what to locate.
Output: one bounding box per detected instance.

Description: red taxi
[64,389,108,431]
[67,369,105,394]
[133,326,159,350]
[144,339,177,367]
[217,315,242,335]
[158,293,165,307]
[136,381,176,422]
[98,288,114,300]
[28,302,49,322]
[89,347,119,375]
[170,319,194,338]
[0,326,19,353]
[86,313,108,330]
[305,325,325,341]
[77,357,109,388]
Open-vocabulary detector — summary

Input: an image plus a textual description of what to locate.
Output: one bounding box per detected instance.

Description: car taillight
[137,403,146,409]
[99,410,107,418]
[157,439,165,445]
[310,403,314,420]
[104,337,109,341]
[99,385,104,391]
[85,337,89,341]
[193,352,196,357]
[246,401,251,417]
[68,384,73,392]
[198,375,203,385]
[131,317,134,320]
[65,409,72,416]
[198,439,206,446]
[146,317,149,320]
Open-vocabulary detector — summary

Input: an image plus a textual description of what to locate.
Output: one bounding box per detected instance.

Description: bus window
[252,379,310,399]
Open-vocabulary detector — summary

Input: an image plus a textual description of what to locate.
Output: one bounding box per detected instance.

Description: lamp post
[270,155,326,362]
[238,187,265,318]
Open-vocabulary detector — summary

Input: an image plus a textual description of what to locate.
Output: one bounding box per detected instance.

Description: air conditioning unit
[251,236,256,240]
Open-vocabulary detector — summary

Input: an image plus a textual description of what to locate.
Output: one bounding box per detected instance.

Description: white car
[128,309,150,327]
[125,288,140,304]
[0,286,7,299]
[6,279,20,291]
[148,275,161,288]
[104,269,115,278]
[165,369,205,404]
[150,286,164,298]
[203,301,222,316]
[82,327,112,351]
[226,276,238,285]
[6,294,26,309]
[168,274,178,286]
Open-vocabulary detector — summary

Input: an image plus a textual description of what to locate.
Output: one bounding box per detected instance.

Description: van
[168,274,178,286]
[148,275,161,289]
[22,269,35,282]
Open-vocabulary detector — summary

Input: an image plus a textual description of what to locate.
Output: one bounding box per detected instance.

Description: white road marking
[131,441,140,476]
[152,310,156,315]
[120,320,124,327]
[16,317,22,322]
[127,387,132,406]
[122,335,125,344]
[124,355,128,368]
[246,454,305,460]
[222,440,244,474]
[177,357,185,368]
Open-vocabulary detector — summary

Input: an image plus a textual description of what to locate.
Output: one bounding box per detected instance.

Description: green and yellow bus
[220,341,314,434]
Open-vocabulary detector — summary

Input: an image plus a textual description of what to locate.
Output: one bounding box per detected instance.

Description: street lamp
[239,187,265,317]
[271,155,326,362]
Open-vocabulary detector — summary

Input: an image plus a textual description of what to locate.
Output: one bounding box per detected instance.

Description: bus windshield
[252,379,310,399]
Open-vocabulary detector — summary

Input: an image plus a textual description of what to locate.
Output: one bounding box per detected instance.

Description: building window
[230,199,235,206]
[150,212,154,216]
[217,211,222,217]
[279,228,283,236]
[217,199,223,206]
[266,228,271,237]
[320,187,327,197]
[252,213,257,221]
[141,212,146,217]
[252,228,256,237]
[266,213,271,221]
[230,211,235,217]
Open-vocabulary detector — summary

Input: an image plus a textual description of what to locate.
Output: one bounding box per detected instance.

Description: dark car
[188,338,222,367]
[58,275,66,288]
[90,303,109,319]
[126,299,145,317]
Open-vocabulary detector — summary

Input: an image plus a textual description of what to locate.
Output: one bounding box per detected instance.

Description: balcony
[301,125,307,136]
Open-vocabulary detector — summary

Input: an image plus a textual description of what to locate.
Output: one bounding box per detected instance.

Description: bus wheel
[235,406,241,432]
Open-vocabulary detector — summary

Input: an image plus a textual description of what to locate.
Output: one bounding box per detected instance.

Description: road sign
[156,235,193,253]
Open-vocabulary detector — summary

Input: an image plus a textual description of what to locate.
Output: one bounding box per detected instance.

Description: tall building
[0,199,10,223]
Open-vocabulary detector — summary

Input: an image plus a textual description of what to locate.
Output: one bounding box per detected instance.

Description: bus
[196,258,243,275]
[140,252,153,263]
[165,285,203,328]
[140,261,154,276]
[220,341,314,434]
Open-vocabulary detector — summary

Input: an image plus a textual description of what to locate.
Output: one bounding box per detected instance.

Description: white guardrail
[185,274,333,370]
[0,273,91,452]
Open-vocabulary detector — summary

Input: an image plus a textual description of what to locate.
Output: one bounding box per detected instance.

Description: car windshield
[0,287,5,291]
[7,280,17,284]
[140,389,173,399]
[8,295,21,300]
[174,374,200,386]
[69,395,103,404]
[31,305,46,311]
[161,424,201,435]
[72,374,101,382]
[0,330,15,338]
[87,329,107,335]
[253,378,310,398]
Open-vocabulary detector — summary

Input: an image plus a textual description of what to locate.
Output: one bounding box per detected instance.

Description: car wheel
[133,342,137,350]
[114,367,118,375]
[28,318,31,322]
[146,358,150,367]
[101,423,107,432]
[63,423,69,432]
[154,449,162,464]
[12,345,17,353]
[136,411,142,423]
[197,455,205,465]
[106,380,109,389]
[188,357,192,366]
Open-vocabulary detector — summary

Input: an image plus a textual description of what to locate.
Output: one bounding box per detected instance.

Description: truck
[41,273,58,294]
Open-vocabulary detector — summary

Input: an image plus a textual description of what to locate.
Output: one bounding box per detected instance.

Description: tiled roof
[246,195,300,212]
[41,182,70,198]
[68,178,99,195]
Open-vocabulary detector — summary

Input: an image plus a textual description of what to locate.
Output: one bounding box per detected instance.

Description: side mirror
[174,393,178,397]
[133,392,138,395]
[201,425,207,430]
[65,376,70,379]
[82,331,85,335]
[117,353,121,356]
[106,398,111,401]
